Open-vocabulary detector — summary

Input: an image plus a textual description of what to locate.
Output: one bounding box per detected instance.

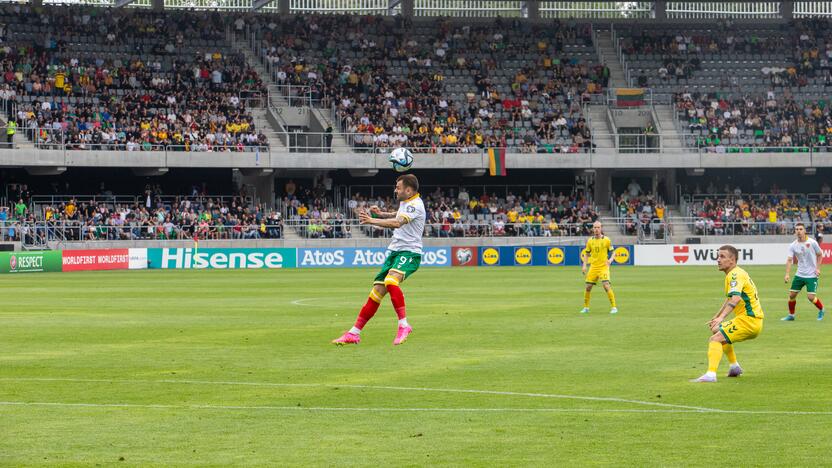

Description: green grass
[1,266,830,466]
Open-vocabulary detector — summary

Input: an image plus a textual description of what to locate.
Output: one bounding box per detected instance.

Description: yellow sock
[707,341,723,373]
[583,290,591,308]
[722,343,737,365]
[606,288,617,308]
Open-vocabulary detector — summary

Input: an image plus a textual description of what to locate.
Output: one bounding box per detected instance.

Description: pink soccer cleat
[332,331,361,345]
[393,326,413,345]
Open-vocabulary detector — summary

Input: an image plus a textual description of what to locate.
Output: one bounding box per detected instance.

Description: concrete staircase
[230,32,355,152]
[229,33,290,108]
[249,108,286,150]
[594,30,628,88]
[310,107,350,152]
[227,32,292,150]
[654,105,686,152]
[282,226,304,240]
[0,115,32,149]
[587,104,615,151]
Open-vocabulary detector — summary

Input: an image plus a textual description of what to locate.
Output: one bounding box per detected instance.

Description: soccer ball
[389,147,414,172]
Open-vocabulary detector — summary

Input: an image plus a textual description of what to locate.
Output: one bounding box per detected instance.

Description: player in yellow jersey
[691,245,765,383]
[580,221,618,314]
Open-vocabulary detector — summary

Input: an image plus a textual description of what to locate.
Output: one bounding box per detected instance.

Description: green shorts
[374,251,421,284]
[790,276,819,294]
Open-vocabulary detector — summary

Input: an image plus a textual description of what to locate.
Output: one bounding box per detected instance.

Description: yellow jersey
[583,236,612,269]
[724,266,764,319]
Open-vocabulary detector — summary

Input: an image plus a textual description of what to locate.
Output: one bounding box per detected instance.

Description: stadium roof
[13,1,832,19]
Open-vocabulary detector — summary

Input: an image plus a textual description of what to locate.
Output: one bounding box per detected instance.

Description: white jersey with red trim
[388,194,425,254]
[789,237,822,278]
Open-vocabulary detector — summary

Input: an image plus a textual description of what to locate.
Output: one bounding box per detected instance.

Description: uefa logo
[456,248,473,265]
[9,254,16,270]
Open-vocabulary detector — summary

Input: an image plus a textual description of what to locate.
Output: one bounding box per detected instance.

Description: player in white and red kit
[783,223,825,321]
[332,174,425,345]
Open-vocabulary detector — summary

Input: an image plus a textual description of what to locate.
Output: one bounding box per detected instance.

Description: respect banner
[0,251,62,273]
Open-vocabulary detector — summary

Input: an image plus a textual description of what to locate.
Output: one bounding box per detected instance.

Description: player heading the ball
[332,174,425,346]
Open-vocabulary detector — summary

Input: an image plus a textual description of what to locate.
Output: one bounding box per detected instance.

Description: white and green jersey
[388,194,425,255]
[789,237,822,278]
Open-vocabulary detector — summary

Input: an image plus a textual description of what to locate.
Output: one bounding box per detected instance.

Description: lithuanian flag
[616,88,645,107]
[488,147,506,176]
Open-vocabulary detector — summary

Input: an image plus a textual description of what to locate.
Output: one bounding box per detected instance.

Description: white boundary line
[0,400,830,415]
[3,377,832,415]
[0,401,703,413]
[0,377,714,412]
[289,298,319,306]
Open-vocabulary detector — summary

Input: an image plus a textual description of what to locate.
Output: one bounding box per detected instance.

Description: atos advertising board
[635,244,790,266]
[297,247,450,268]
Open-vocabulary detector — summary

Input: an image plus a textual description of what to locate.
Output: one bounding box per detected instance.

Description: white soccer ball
[389,147,414,172]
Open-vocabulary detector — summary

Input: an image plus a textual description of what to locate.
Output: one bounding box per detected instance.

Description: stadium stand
[247,14,604,152]
[1,2,832,250]
[617,19,832,151]
[280,183,599,238]
[0,5,269,151]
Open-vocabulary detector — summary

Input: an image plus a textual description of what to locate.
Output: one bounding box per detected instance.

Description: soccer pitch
[1,266,830,466]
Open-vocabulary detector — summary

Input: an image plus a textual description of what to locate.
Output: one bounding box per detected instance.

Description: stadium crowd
[0,5,268,151]
[676,92,832,151]
[613,190,669,238]
[341,187,600,237]
[620,19,832,151]
[251,14,603,153]
[0,183,283,243]
[277,178,600,238]
[687,189,823,236]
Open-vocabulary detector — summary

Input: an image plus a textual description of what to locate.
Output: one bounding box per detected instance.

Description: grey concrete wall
[54,236,596,251]
[274,107,310,127]
[1,148,828,170]
[610,108,653,128]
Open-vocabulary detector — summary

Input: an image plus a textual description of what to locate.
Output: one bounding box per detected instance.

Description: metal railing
[0,221,285,243]
[670,216,820,237]
[239,25,327,109]
[681,192,832,205]
[9,124,832,157]
[2,217,647,243]
[286,218,620,239]
[609,199,671,244]
[30,194,254,210]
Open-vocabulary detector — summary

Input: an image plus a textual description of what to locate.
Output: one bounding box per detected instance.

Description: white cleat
[689,373,717,383]
[610,307,618,314]
[580,307,590,314]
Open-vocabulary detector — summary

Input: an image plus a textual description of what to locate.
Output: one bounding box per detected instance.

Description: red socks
[386,284,407,319]
[788,298,824,316]
[353,280,406,332]
[354,296,381,330]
